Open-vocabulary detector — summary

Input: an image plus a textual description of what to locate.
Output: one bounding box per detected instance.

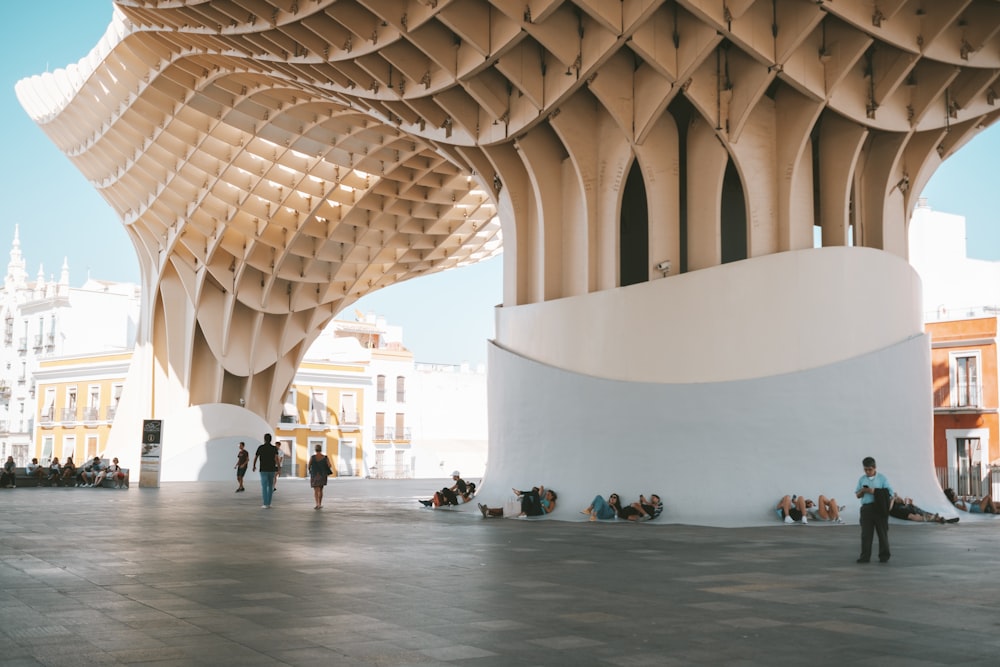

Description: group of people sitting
[1,455,126,488]
[775,494,844,524]
[579,492,663,522]
[775,488,988,525]
[478,485,560,518]
[418,471,476,507]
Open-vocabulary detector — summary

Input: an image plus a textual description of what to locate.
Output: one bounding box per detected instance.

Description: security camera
[655,260,671,274]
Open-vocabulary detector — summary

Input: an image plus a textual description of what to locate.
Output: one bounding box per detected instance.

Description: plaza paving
[2,478,999,666]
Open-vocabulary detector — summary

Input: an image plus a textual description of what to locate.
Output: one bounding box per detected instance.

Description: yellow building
[276,360,369,479]
[34,352,130,465]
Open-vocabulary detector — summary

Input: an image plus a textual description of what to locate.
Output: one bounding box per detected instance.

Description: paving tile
[4,480,1000,665]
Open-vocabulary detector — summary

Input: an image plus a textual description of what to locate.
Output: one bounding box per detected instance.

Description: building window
[950,351,981,408]
[281,389,297,424]
[41,389,56,422]
[62,435,76,462]
[85,386,101,421]
[107,384,123,420]
[396,376,405,403]
[395,413,406,440]
[376,374,386,402]
[310,390,327,424]
[375,412,385,439]
[340,393,357,425]
[63,387,78,422]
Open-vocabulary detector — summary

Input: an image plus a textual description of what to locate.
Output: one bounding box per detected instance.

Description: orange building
[927,315,1000,495]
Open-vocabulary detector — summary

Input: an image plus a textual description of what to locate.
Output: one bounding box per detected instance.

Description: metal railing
[368,464,412,479]
[936,465,1000,499]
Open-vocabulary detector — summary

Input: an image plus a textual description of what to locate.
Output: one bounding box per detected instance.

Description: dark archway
[720,159,747,263]
[620,159,649,286]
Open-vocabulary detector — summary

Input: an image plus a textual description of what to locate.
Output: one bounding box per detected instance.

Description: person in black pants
[855,456,894,563]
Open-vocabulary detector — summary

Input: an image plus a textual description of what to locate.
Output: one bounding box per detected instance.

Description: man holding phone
[855,456,894,563]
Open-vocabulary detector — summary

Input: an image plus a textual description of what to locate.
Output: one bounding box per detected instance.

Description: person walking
[855,456,894,563]
[308,444,333,509]
[252,434,279,508]
[234,442,249,492]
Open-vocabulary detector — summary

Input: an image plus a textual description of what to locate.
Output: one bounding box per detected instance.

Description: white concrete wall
[476,246,952,526]
[494,246,923,383]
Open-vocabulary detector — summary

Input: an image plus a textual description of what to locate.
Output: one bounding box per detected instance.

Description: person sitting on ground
[626,493,663,521]
[479,486,557,518]
[419,471,471,507]
[61,456,76,484]
[46,457,62,486]
[889,493,950,523]
[1,455,16,488]
[806,495,844,523]
[581,493,623,521]
[777,494,809,524]
[26,458,45,483]
[944,487,997,514]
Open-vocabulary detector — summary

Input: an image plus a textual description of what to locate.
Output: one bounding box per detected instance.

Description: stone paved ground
[2,478,1000,666]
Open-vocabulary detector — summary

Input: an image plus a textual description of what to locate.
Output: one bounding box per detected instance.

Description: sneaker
[418,499,433,507]
[589,513,597,522]
[478,503,488,518]
[801,516,808,525]
[580,509,592,515]
[783,515,794,524]
[834,518,844,524]
[261,505,269,509]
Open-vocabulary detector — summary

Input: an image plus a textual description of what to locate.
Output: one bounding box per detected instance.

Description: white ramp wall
[480,247,954,526]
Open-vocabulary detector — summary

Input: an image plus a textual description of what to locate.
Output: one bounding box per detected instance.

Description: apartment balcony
[17,338,26,354]
[105,405,117,421]
[82,407,100,426]
[934,386,988,412]
[393,427,412,442]
[338,410,360,432]
[277,414,298,430]
[60,408,78,424]
[32,335,43,351]
[39,411,55,428]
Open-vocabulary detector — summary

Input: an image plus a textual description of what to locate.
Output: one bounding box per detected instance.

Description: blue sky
[2,1,997,366]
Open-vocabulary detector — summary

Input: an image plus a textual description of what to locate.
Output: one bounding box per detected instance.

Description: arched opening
[720,159,747,263]
[620,159,649,286]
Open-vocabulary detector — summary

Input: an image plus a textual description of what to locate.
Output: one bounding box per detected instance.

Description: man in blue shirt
[855,456,894,563]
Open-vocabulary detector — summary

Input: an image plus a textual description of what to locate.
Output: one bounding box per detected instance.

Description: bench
[0,464,129,489]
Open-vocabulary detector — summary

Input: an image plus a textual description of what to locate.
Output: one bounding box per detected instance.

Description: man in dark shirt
[252,434,279,508]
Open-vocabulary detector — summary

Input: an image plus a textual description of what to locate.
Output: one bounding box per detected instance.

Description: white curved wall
[478,248,952,526]
[494,246,923,383]
[157,404,272,482]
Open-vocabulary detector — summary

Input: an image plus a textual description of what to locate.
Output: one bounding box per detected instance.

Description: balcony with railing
[394,427,411,441]
[105,405,117,421]
[33,334,43,351]
[934,385,983,411]
[60,408,78,424]
[39,409,55,428]
[17,337,26,354]
[373,426,393,441]
[936,465,1000,500]
[82,407,100,423]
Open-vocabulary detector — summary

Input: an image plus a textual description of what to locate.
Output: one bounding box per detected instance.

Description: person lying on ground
[479,486,557,518]
[889,493,951,523]
[581,493,623,521]
[944,488,997,514]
